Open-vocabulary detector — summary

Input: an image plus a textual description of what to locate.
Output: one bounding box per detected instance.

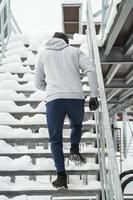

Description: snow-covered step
[0,188,101,198]
[0,148,99,159]
[0,168,99,176]
[0,124,95,132]
[0,126,96,143]
[1,135,96,145]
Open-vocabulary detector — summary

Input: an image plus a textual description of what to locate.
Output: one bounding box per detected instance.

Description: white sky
[11,0,101,36]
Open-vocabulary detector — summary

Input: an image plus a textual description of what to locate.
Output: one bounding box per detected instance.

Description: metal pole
[123,111,127,158]
[1,8,5,57]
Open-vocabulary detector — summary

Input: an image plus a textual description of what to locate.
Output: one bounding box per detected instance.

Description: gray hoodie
[35,38,98,102]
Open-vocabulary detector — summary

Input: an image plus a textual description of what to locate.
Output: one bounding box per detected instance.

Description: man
[35,32,99,190]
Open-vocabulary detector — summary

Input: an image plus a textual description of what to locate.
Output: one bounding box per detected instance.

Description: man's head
[53,32,69,44]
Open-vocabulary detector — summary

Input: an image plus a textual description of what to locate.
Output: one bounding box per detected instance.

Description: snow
[6,41,24,50]
[0,156,33,170]
[29,91,46,100]
[0,100,46,113]
[23,52,37,66]
[81,76,88,82]
[0,101,33,112]
[34,101,46,112]
[1,55,21,65]
[0,113,20,124]
[0,126,33,138]
[9,33,30,45]
[0,80,36,91]
[0,113,47,124]
[0,179,101,191]
[0,90,25,100]
[0,63,32,73]
[83,85,90,91]
[5,47,29,58]
[0,140,20,153]
[0,72,34,82]
[22,73,34,81]
[0,196,27,200]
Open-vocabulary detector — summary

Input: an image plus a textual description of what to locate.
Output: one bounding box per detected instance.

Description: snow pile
[0,63,32,73]
[0,113,20,124]
[22,73,34,81]
[36,158,54,170]
[73,33,87,44]
[0,156,33,170]
[0,80,36,91]
[6,41,24,50]
[0,179,101,190]
[38,128,49,136]
[0,125,33,138]
[9,33,30,45]
[0,101,33,112]
[81,76,88,82]
[0,140,20,153]
[83,119,96,125]
[21,114,47,124]
[0,90,25,100]
[23,52,37,66]
[1,55,21,65]
[0,196,27,200]
[0,72,19,81]
[20,81,36,91]
[0,113,47,124]
[34,101,46,112]
[29,91,46,100]
[83,85,90,91]
[5,47,29,58]
[83,132,96,138]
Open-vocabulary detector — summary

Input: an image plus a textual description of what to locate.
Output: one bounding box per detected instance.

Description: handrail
[0,0,21,63]
[0,0,11,62]
[86,0,123,199]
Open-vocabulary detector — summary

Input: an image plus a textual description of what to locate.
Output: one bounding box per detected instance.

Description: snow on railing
[86,0,123,199]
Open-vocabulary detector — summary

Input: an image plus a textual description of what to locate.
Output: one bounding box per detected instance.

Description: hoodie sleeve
[78,49,98,97]
[34,54,46,91]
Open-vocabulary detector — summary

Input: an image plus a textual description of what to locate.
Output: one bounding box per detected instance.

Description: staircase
[0,0,124,200]
[0,32,102,199]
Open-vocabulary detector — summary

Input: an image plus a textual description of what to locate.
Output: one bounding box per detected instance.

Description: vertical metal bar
[7,0,11,37]
[86,1,123,199]
[123,111,127,158]
[119,128,123,174]
[1,8,4,57]
[95,110,106,200]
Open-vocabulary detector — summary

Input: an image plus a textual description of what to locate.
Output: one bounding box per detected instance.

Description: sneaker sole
[70,154,87,165]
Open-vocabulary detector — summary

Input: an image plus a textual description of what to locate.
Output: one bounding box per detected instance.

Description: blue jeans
[46,99,85,172]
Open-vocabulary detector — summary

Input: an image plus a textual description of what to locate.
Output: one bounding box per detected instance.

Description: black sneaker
[70,145,87,165]
[52,173,68,190]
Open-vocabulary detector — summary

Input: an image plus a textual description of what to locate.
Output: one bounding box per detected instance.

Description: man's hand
[89,97,99,111]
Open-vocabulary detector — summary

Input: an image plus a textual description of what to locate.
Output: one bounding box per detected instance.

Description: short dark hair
[53,32,69,44]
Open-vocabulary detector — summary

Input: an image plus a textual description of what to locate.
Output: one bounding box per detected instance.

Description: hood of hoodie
[45,38,69,50]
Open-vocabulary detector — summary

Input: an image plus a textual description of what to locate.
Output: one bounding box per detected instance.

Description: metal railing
[0,0,21,63]
[0,0,11,61]
[86,0,123,199]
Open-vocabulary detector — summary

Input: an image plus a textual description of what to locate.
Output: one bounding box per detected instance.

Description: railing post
[123,111,127,158]
[1,6,4,57]
[7,0,11,37]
